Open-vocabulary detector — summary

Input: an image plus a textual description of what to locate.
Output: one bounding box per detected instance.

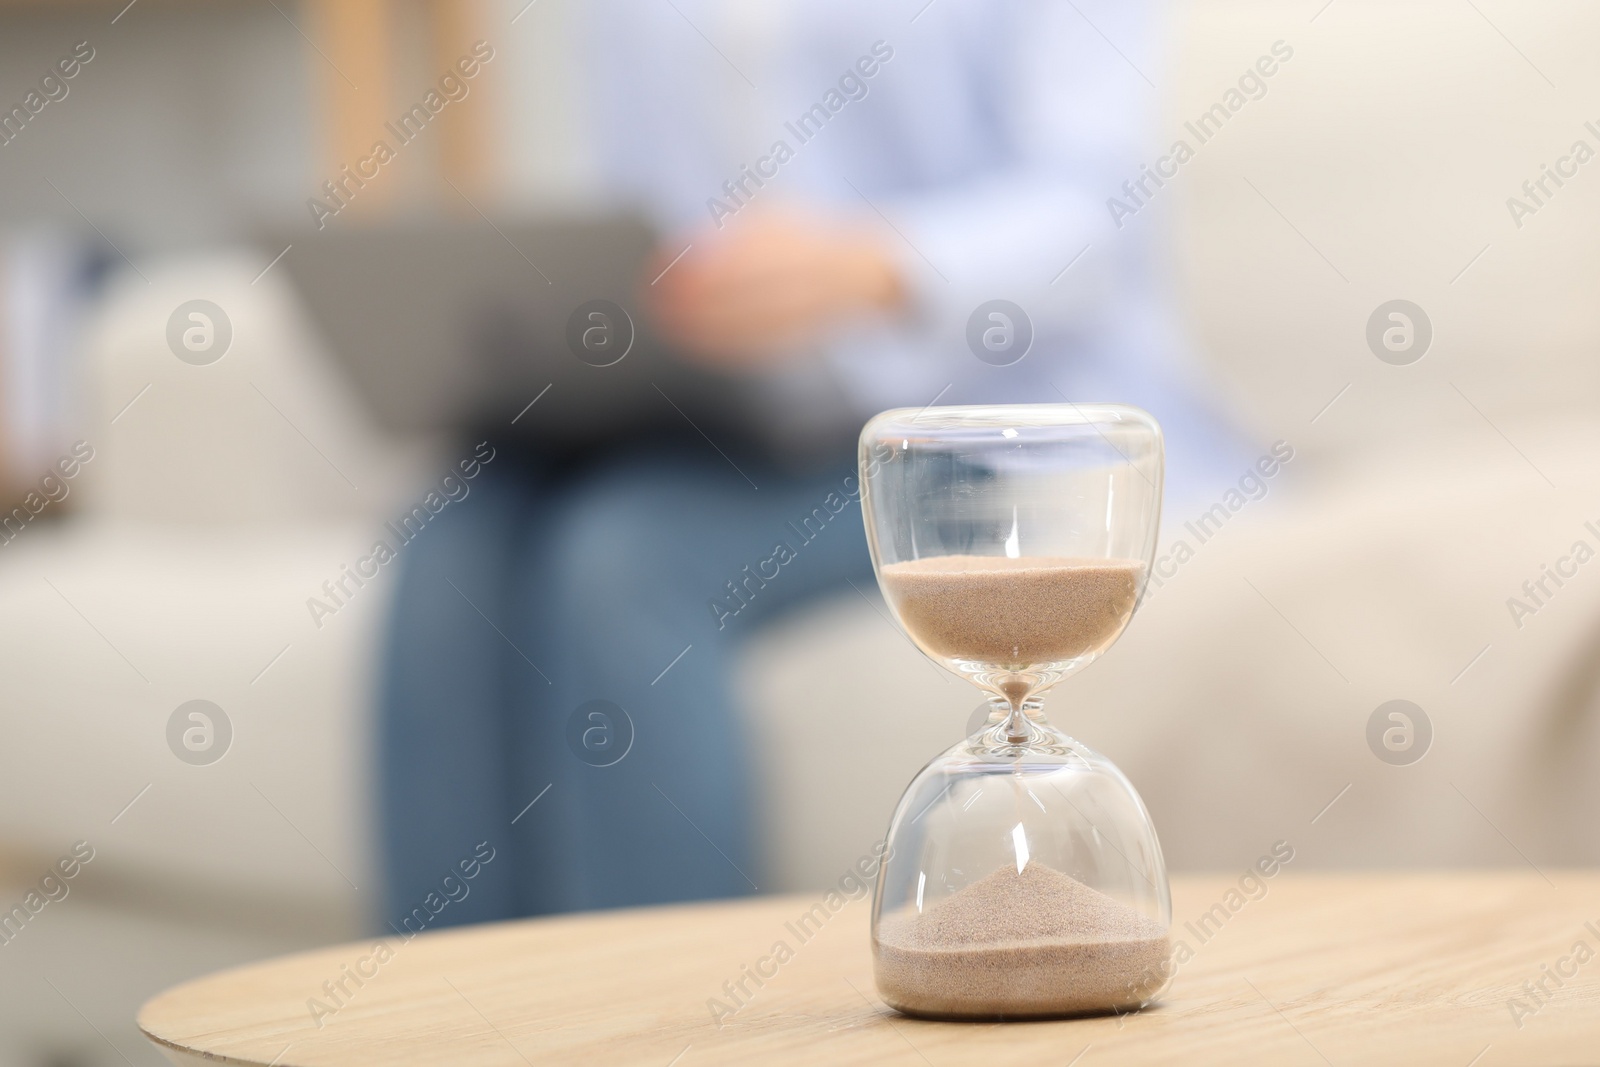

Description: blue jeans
[376,439,871,929]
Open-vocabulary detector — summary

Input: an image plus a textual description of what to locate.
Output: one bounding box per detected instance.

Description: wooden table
[139,873,1600,1066]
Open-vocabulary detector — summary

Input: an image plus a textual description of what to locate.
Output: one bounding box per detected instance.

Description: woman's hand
[645,209,904,369]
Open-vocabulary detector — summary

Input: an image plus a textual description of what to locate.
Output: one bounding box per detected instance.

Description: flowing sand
[875,863,1170,1018]
[880,555,1143,667]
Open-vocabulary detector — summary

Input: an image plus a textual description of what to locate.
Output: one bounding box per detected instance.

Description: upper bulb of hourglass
[859,405,1161,725]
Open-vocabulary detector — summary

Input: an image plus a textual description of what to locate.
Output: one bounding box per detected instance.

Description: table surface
[139,872,1600,1066]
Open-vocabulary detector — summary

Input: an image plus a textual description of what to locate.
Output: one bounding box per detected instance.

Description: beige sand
[874,863,1170,1019]
[880,555,1142,669]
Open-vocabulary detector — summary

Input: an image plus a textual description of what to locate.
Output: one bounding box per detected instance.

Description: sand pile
[880,555,1142,668]
[874,862,1169,1018]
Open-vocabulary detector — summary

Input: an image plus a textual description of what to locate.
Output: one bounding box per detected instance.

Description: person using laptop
[377,0,1244,925]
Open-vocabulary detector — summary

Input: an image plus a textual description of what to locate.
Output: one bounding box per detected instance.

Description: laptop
[265,215,752,450]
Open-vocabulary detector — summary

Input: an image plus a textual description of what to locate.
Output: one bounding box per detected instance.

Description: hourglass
[860,403,1171,1019]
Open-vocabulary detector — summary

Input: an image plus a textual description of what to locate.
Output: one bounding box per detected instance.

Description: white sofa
[4,2,1600,1063]
[0,254,431,1067]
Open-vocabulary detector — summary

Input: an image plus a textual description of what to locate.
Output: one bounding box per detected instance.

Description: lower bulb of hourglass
[870,721,1173,1019]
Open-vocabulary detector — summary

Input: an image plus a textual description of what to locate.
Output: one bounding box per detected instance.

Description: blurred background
[3,0,1600,1063]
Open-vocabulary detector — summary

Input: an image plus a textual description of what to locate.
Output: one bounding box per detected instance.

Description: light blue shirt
[578,0,1245,498]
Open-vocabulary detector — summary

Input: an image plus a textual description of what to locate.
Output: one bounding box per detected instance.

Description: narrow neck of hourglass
[987,694,1048,745]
